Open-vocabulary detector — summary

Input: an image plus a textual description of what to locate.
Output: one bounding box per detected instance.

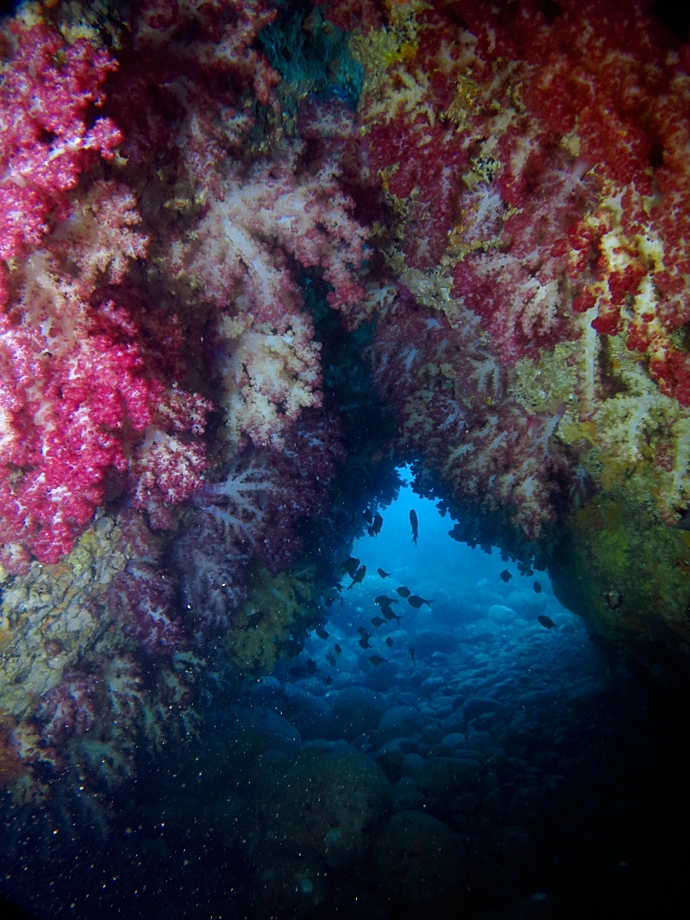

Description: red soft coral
[0,182,209,571]
[0,11,121,305]
[358,0,690,400]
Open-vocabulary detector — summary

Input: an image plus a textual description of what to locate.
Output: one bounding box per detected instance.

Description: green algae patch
[552,492,690,674]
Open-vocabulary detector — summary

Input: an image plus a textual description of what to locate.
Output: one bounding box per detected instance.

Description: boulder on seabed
[417,756,482,795]
[249,852,329,920]
[323,686,387,740]
[487,604,519,624]
[372,810,465,902]
[248,747,393,869]
[282,685,332,740]
[377,705,422,745]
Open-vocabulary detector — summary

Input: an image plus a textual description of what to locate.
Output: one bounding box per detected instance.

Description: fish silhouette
[410,509,419,545]
[368,513,383,536]
[408,594,431,608]
[342,557,360,578]
[375,595,399,608]
[348,565,366,589]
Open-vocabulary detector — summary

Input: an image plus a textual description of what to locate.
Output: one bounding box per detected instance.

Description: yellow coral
[226,564,318,673]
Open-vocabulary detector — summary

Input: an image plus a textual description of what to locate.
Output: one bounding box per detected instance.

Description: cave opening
[304,461,588,682]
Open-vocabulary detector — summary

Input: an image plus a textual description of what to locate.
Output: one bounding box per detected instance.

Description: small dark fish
[410,509,419,545]
[533,581,542,594]
[326,653,337,667]
[409,647,416,664]
[245,611,263,629]
[368,514,383,536]
[342,556,360,578]
[315,625,329,640]
[369,655,386,666]
[396,586,411,598]
[408,594,432,608]
[334,644,343,655]
[375,595,399,608]
[358,625,368,636]
[359,635,372,650]
[363,508,373,526]
[306,658,317,675]
[381,607,402,623]
[385,637,394,648]
[348,565,366,589]
[377,568,391,579]
[538,615,556,629]
[500,569,512,583]
[371,616,385,628]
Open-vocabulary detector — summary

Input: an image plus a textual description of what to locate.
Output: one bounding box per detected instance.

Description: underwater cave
[2,1,690,918]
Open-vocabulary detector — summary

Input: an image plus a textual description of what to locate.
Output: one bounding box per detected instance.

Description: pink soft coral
[168,144,367,447]
[176,409,345,635]
[0,10,121,306]
[0,181,209,572]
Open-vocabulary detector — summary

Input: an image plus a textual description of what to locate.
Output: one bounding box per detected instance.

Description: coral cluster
[0,9,212,572]
[175,408,345,636]
[225,562,319,673]
[0,508,199,800]
[369,289,576,539]
[340,3,690,521]
[0,4,121,304]
[358,0,690,380]
[0,0,364,799]
[2,0,690,800]
[343,0,690,661]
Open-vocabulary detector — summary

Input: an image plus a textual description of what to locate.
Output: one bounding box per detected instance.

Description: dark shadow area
[2,481,690,920]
